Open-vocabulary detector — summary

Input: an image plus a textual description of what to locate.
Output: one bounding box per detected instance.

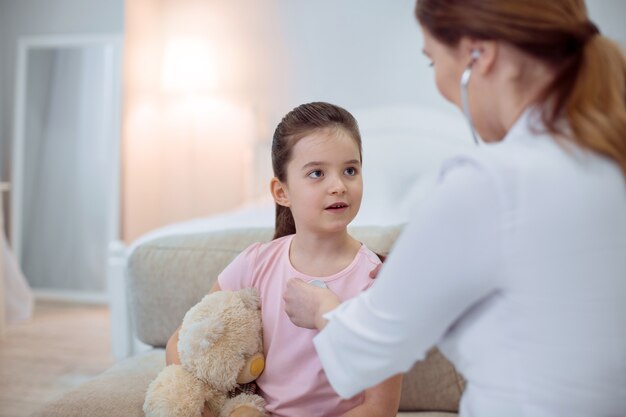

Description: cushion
[399,348,465,412]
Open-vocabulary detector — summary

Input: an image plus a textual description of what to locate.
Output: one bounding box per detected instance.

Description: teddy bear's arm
[220,393,267,417]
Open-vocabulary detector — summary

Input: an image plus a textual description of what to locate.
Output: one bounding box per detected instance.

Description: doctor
[283,0,626,416]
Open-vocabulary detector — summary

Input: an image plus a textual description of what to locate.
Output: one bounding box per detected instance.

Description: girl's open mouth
[325,203,349,212]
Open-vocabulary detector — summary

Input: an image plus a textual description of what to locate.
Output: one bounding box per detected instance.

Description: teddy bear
[144,288,268,417]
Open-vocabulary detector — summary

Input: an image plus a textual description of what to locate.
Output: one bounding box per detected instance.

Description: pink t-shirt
[218,234,380,417]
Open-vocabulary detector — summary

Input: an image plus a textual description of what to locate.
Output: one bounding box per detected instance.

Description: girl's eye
[308,170,323,179]
[428,61,434,67]
[344,167,358,176]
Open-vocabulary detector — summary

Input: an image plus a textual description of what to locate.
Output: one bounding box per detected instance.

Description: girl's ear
[270,177,290,207]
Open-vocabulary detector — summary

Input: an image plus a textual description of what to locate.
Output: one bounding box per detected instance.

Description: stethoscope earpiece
[460,49,482,146]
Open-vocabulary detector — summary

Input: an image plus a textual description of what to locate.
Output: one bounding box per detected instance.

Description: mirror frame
[10,34,123,263]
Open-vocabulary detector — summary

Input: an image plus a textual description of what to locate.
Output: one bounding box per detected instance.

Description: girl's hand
[283,278,341,330]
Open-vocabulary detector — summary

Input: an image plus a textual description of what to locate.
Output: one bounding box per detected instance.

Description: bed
[107,104,474,358]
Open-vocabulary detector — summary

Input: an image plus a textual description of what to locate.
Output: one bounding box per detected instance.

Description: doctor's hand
[283,278,341,331]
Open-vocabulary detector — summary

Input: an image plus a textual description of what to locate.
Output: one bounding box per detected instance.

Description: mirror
[11,35,122,299]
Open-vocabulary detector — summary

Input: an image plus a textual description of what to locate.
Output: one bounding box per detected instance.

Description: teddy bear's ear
[238,288,260,310]
[181,317,224,355]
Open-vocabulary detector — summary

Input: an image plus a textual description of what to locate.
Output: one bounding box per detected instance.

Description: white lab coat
[314,108,626,417]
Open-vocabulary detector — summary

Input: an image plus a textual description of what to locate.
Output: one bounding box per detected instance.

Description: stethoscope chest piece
[308,279,328,289]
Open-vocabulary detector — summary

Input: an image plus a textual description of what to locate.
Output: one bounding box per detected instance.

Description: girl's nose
[329,177,347,195]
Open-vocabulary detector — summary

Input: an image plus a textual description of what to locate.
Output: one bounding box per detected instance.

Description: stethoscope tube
[460,50,482,146]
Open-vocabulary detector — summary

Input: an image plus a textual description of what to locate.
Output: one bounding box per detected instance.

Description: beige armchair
[32,226,463,417]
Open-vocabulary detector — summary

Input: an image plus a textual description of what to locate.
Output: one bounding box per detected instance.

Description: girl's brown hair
[271,102,362,240]
[416,0,626,176]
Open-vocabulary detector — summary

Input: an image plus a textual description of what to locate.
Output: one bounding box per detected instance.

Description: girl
[166,102,403,417]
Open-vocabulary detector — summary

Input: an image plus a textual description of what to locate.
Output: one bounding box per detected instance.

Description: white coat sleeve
[313,158,503,398]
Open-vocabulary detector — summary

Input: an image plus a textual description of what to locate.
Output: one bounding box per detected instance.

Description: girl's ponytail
[273,204,296,240]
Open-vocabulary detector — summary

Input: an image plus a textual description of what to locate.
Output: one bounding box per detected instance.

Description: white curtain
[20,46,116,293]
[2,231,33,323]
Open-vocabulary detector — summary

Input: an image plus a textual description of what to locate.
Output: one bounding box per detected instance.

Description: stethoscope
[460,49,482,146]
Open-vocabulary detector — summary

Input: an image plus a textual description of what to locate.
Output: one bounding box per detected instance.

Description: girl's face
[276,128,363,236]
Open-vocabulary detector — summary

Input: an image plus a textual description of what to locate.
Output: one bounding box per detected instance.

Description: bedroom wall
[274,0,443,116]
[0,0,124,235]
[587,0,626,46]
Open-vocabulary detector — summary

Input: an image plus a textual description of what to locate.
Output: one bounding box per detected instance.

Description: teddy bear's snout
[250,355,265,377]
